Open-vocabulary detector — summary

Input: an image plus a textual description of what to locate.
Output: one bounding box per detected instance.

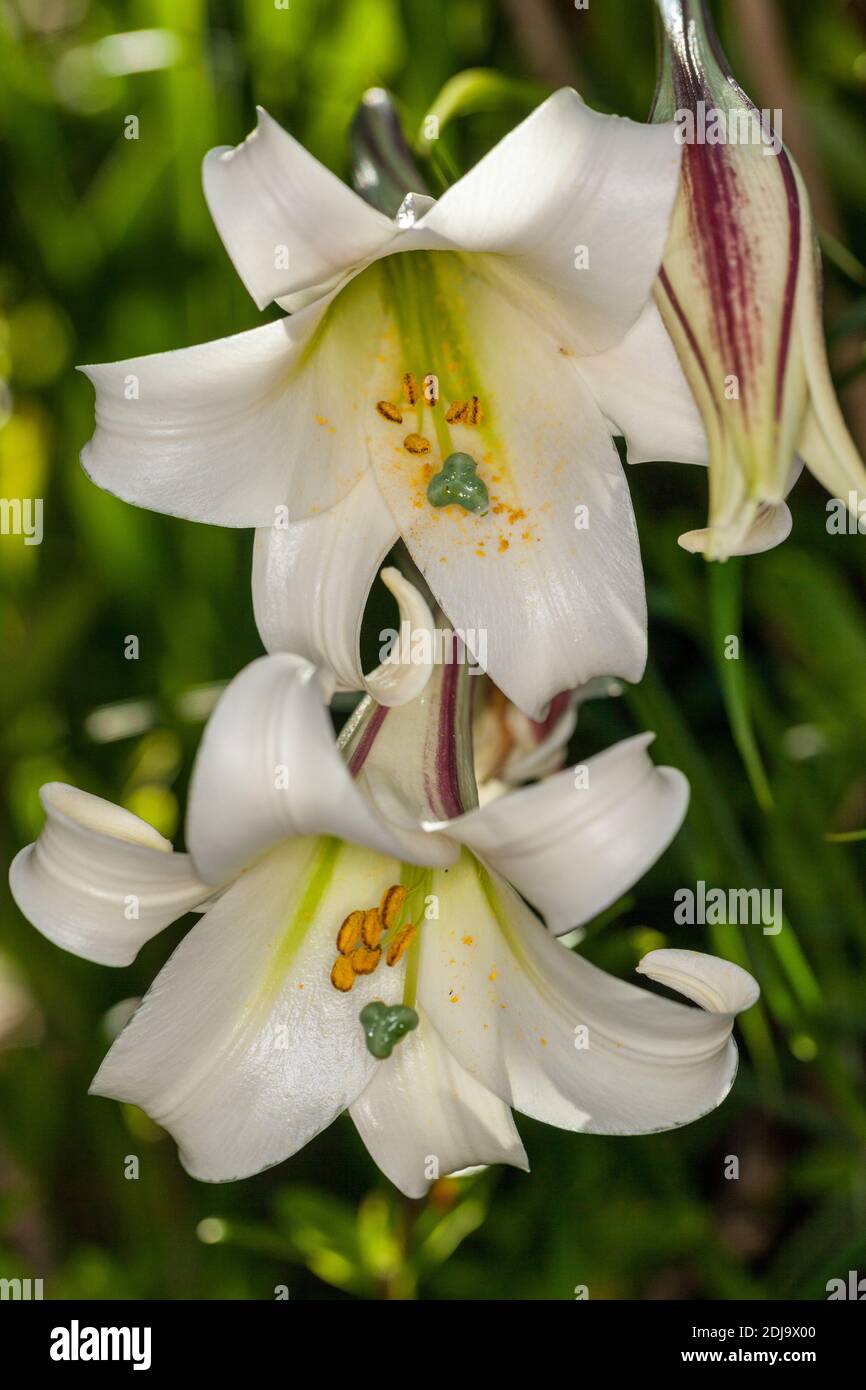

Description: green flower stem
[708,561,774,813]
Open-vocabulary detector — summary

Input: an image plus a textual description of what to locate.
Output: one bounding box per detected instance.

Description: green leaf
[414,67,547,152]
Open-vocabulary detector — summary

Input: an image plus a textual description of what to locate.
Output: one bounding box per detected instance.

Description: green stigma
[360,1001,419,1058]
[426,452,489,515]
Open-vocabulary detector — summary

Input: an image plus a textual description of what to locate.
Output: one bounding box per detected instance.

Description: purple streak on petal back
[427,642,466,820]
[347,704,389,777]
[775,149,801,417]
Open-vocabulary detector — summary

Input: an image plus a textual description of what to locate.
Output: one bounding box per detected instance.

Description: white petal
[679,501,793,556]
[186,654,430,884]
[203,107,395,311]
[252,473,435,705]
[367,255,647,719]
[91,838,406,1181]
[343,565,438,706]
[431,733,688,936]
[576,301,709,466]
[9,784,210,967]
[80,264,404,528]
[678,457,802,556]
[80,312,348,527]
[419,857,758,1135]
[635,948,761,1015]
[350,1008,528,1198]
[416,89,682,355]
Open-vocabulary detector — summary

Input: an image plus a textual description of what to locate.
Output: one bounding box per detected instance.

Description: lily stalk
[652,0,866,558]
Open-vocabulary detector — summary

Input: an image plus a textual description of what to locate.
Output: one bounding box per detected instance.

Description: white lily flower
[78,90,702,718]
[10,653,757,1196]
[649,0,866,558]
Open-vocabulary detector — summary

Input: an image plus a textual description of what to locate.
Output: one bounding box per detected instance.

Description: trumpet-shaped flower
[78,89,708,718]
[651,0,866,558]
[10,651,757,1196]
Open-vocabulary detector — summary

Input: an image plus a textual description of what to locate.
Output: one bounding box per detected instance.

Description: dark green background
[1,0,865,1299]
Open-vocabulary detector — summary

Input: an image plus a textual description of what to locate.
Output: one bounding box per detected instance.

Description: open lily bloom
[78,88,707,718]
[10,648,757,1197]
[650,0,866,559]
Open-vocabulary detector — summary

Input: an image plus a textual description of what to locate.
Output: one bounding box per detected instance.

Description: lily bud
[652,0,866,558]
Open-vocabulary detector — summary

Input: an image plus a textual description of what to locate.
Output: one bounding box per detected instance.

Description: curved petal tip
[363,567,435,706]
[636,948,760,1016]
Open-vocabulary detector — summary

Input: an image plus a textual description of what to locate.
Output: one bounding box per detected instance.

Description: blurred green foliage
[1,0,866,1300]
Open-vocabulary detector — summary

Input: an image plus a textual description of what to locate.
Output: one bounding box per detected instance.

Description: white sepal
[10,784,211,967]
